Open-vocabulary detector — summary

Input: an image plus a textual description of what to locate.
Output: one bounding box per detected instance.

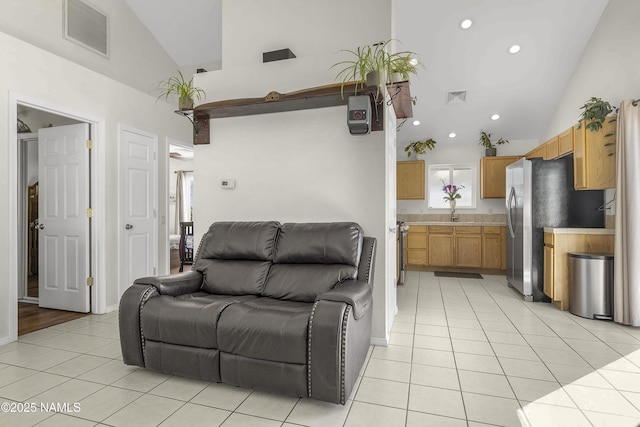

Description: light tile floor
[1,271,640,426]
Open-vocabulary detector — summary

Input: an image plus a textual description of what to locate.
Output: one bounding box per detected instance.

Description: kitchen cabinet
[454,226,482,268]
[543,230,615,310]
[405,225,507,270]
[573,116,617,190]
[480,156,522,199]
[543,136,559,160]
[428,226,454,267]
[406,225,427,265]
[557,127,574,157]
[397,160,425,200]
[481,226,504,270]
[525,144,546,159]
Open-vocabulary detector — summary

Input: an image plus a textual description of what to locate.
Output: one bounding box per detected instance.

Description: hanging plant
[404,138,436,157]
[577,97,614,132]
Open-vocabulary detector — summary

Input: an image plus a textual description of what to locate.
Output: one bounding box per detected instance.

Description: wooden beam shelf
[189,81,413,144]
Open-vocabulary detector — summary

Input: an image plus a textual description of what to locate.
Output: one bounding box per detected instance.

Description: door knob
[125,224,133,230]
[38,224,44,230]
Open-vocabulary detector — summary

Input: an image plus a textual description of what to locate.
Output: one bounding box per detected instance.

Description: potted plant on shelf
[577,97,614,132]
[404,138,436,158]
[478,130,509,156]
[155,71,205,111]
[331,39,421,96]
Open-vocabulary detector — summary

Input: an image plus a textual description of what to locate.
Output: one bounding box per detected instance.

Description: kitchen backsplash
[398,213,507,223]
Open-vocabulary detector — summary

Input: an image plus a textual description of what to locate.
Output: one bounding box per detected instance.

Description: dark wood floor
[18,303,90,336]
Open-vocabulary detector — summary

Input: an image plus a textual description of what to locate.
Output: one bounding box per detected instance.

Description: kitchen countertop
[543,227,615,235]
[404,222,506,227]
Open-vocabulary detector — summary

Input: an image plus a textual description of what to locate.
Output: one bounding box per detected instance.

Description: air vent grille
[446,91,467,104]
[65,0,109,57]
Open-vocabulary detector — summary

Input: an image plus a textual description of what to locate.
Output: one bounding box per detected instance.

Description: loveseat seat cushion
[199,260,272,296]
[195,221,280,295]
[141,293,256,349]
[217,297,312,364]
[263,264,356,302]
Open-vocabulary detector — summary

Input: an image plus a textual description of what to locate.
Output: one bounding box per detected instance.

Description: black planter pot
[485,147,497,157]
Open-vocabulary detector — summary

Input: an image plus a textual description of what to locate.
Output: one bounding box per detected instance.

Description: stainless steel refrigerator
[506,157,604,301]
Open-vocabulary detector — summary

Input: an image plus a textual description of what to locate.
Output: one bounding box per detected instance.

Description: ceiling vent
[64,0,109,57]
[446,91,467,104]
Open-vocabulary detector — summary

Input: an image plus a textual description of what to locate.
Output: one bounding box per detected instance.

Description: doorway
[168,141,194,274]
[9,95,107,341]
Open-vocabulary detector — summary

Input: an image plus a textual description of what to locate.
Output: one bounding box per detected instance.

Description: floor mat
[434,271,483,279]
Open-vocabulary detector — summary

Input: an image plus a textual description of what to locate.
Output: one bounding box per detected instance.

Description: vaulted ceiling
[124,0,609,147]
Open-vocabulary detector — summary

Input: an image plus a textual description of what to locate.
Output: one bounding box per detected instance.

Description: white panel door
[120,127,157,296]
[38,123,90,312]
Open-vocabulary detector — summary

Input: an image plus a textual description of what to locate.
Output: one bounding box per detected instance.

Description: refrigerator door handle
[507,187,516,238]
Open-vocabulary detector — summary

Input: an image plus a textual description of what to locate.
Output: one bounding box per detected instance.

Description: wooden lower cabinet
[543,231,614,310]
[481,227,503,269]
[543,245,554,299]
[405,225,505,270]
[407,225,427,265]
[455,226,482,268]
[428,227,454,267]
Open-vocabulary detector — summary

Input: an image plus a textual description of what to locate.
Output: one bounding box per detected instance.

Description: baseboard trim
[0,335,12,346]
[106,303,119,313]
[370,336,389,347]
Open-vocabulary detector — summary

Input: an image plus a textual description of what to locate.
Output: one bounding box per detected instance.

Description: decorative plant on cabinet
[478,130,509,156]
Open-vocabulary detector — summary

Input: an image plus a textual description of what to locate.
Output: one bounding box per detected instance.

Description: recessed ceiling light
[449,132,457,138]
[460,19,473,29]
[491,114,500,121]
[509,44,521,54]
[412,120,421,126]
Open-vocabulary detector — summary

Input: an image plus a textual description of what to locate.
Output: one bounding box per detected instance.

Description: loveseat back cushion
[273,222,363,266]
[195,221,280,295]
[196,221,280,261]
[263,222,363,302]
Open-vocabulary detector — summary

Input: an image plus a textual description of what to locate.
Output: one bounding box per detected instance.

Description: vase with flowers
[442,180,464,218]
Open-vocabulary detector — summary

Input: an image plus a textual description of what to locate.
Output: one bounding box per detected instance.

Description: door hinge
[86,139,94,149]
[86,277,94,287]
[86,208,93,218]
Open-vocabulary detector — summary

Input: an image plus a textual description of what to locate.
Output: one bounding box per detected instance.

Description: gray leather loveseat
[119,221,376,404]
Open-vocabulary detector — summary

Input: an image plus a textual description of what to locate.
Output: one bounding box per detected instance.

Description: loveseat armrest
[119,283,159,366]
[316,279,371,320]
[133,270,203,297]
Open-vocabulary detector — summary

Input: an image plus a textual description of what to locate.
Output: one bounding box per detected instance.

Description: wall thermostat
[347,95,371,135]
[221,179,236,189]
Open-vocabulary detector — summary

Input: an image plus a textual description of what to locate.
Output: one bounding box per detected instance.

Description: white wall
[397,139,539,215]
[0,30,191,342]
[541,0,640,141]
[0,0,179,95]
[193,0,395,342]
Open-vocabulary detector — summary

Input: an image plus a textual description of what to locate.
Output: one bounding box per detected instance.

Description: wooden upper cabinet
[543,136,559,160]
[558,127,574,157]
[525,144,546,159]
[573,116,617,190]
[397,160,425,200]
[480,156,521,199]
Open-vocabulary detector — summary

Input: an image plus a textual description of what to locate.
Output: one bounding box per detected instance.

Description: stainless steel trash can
[568,253,614,320]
